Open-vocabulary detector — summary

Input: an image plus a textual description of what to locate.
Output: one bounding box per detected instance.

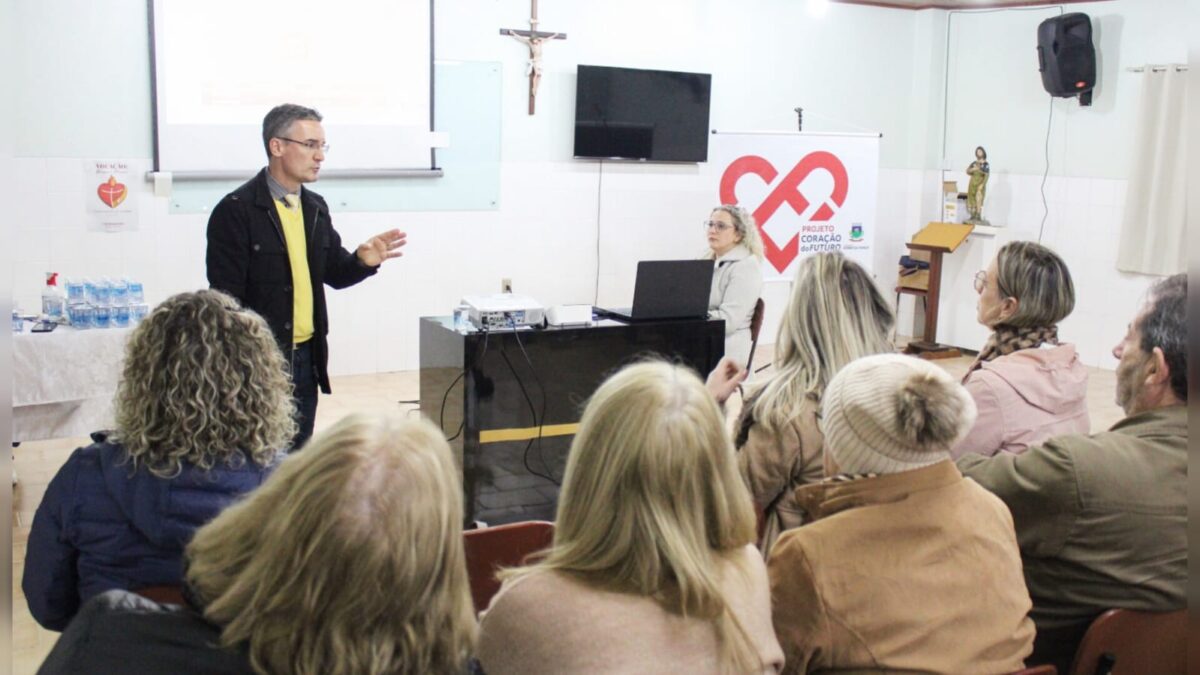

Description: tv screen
[574,65,712,162]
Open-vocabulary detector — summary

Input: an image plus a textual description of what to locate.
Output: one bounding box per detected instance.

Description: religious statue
[966,146,990,224]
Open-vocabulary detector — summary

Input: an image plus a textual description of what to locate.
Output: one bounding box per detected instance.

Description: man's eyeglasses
[277,137,330,153]
[973,270,987,293]
[704,220,734,232]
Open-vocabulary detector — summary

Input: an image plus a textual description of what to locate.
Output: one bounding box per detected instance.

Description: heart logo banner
[711,132,879,279]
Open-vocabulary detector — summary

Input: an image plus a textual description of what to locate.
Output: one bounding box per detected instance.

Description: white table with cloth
[12,325,131,442]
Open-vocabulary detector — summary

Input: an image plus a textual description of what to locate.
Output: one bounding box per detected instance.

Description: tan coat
[476,544,785,675]
[736,397,825,555]
[768,461,1035,675]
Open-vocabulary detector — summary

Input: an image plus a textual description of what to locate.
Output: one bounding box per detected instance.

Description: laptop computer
[597,259,713,322]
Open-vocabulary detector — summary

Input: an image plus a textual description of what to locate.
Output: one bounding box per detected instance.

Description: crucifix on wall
[500,0,566,115]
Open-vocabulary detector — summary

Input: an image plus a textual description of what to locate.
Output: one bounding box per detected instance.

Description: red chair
[1009,666,1056,675]
[1068,608,1186,675]
[132,585,186,606]
[463,520,554,612]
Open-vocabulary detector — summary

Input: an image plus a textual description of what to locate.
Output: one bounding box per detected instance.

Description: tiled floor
[10,356,1123,674]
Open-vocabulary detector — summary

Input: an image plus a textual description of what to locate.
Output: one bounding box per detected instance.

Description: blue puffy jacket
[22,433,277,631]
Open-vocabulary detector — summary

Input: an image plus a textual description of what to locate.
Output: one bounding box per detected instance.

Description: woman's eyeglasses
[704,220,734,232]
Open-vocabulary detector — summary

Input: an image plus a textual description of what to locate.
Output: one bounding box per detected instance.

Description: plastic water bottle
[111,278,129,307]
[67,302,88,328]
[65,277,85,303]
[42,272,65,320]
[128,280,144,304]
[453,303,471,333]
[84,278,98,305]
[94,278,112,307]
[113,304,130,328]
[93,304,112,329]
[12,309,22,333]
[130,303,149,323]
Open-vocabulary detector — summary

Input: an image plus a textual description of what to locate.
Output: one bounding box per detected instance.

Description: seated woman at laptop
[704,204,764,367]
[706,253,895,555]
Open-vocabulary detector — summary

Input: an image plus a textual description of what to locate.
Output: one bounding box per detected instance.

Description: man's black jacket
[205,169,376,393]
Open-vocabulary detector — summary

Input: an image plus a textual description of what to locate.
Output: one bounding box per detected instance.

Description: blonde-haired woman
[955,240,1088,457]
[39,412,477,675]
[705,204,764,367]
[712,252,894,554]
[24,289,294,631]
[477,362,784,674]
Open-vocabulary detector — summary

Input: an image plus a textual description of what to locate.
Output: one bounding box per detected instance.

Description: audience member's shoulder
[482,569,565,619]
[40,590,251,675]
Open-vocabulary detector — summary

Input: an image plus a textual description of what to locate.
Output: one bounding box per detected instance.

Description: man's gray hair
[1137,273,1186,402]
[262,104,322,158]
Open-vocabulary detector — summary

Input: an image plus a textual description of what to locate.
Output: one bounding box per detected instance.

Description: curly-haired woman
[23,289,295,631]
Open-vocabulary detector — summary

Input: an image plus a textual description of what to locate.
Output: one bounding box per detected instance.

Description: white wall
[9,0,1183,377]
[893,0,1186,368]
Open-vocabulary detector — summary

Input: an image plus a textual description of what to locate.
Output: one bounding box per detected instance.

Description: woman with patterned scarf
[953,241,1089,458]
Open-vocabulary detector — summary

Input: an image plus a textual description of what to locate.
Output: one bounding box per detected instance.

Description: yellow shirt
[274,198,315,344]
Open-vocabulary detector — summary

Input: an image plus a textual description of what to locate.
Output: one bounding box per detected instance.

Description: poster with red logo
[711,132,878,280]
[87,160,139,232]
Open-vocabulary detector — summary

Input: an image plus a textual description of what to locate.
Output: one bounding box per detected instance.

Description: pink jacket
[953,344,1090,458]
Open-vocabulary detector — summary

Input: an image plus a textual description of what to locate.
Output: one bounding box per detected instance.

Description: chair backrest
[463,520,555,612]
[746,298,766,371]
[1068,608,1186,675]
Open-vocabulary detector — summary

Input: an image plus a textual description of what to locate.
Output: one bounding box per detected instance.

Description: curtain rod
[1126,65,1188,73]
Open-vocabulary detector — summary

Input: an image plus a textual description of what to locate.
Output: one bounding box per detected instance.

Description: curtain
[1116,66,1187,276]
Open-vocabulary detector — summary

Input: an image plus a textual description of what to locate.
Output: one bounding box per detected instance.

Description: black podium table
[419,315,724,525]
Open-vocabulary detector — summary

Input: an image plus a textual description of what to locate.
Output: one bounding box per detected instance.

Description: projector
[461,294,545,330]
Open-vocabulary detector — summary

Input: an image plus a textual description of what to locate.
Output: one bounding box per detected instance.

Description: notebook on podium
[596,260,713,322]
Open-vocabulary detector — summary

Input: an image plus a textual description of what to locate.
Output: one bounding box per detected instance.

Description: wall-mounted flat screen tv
[574,65,712,162]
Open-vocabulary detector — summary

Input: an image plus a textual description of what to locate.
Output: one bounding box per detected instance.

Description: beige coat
[736,397,825,555]
[768,461,1035,675]
[477,544,785,675]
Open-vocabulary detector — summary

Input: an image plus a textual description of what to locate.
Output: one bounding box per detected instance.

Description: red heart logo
[97,175,127,209]
[719,152,849,273]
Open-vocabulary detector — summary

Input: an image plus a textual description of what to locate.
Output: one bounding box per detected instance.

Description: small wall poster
[87,161,139,232]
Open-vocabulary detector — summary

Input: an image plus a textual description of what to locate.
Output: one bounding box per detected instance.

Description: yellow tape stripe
[479,423,581,444]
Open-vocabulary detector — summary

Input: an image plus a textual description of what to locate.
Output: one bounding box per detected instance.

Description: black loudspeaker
[1037,13,1096,105]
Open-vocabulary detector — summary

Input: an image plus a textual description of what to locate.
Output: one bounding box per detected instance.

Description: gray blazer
[707,245,763,366]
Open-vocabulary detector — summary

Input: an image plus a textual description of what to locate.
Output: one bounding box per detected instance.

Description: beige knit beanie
[822,354,977,475]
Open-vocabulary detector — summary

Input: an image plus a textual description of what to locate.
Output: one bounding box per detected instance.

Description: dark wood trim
[832,0,1110,10]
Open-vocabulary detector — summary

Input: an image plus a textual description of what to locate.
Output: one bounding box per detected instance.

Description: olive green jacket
[958,406,1187,637]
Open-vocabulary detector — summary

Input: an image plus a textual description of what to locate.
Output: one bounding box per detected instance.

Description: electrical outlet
[501,278,513,293]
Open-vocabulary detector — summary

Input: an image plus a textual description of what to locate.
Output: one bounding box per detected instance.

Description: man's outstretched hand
[357,229,407,267]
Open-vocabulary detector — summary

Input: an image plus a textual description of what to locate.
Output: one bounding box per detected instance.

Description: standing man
[206,104,406,449]
[958,274,1187,672]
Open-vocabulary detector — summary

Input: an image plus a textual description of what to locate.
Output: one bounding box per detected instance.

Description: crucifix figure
[500,0,566,115]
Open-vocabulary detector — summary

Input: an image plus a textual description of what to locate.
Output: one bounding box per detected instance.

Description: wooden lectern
[897,222,974,359]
